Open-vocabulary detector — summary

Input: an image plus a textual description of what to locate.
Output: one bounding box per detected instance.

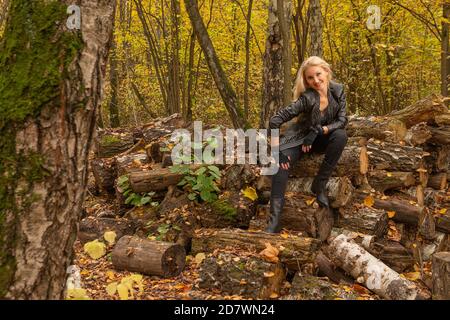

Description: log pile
[83,95,450,300]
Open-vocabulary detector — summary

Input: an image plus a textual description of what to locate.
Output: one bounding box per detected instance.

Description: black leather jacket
[269,81,348,151]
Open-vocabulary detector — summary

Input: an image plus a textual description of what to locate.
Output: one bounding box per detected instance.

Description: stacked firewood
[84,94,450,300]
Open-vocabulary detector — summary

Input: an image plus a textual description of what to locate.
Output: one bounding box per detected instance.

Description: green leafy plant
[170,164,221,203]
[117,175,158,207]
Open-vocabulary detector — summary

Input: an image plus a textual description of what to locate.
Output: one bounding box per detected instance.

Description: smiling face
[304,65,330,92]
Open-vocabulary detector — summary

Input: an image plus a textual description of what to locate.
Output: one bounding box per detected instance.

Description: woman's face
[304,65,329,91]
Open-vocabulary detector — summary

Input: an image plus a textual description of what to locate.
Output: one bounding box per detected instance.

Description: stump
[328,234,425,300]
[198,252,285,299]
[191,228,321,270]
[432,252,450,300]
[112,236,186,277]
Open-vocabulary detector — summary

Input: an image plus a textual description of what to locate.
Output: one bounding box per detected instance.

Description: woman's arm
[325,88,348,133]
[269,94,310,129]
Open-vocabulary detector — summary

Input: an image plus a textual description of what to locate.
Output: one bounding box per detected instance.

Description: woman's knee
[331,129,348,145]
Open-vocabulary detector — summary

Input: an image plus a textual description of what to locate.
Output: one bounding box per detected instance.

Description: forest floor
[70,192,382,301]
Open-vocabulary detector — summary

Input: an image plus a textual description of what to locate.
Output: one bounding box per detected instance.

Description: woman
[267,56,348,233]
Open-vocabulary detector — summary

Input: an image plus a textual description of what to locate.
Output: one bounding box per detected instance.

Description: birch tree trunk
[308,0,323,57]
[260,0,293,128]
[0,0,116,299]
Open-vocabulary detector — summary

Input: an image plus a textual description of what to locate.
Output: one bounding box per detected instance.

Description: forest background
[1,0,444,129]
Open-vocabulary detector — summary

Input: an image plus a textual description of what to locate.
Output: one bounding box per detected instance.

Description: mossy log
[336,205,388,239]
[112,236,186,277]
[91,158,116,193]
[387,94,448,128]
[432,252,450,300]
[367,240,415,273]
[328,234,425,300]
[78,216,137,244]
[200,191,257,229]
[191,228,321,270]
[96,132,135,158]
[198,252,285,299]
[367,170,416,193]
[287,273,354,300]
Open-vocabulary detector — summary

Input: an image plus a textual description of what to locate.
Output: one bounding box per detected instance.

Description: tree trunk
[441,3,450,97]
[0,0,116,299]
[184,0,248,129]
[108,40,121,128]
[260,0,292,128]
[243,0,253,120]
[308,0,323,57]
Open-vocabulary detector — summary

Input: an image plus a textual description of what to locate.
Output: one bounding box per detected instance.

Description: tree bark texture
[0,0,116,299]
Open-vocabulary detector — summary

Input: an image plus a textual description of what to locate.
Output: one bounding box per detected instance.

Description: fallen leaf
[269,293,279,299]
[306,198,316,206]
[117,283,129,300]
[386,172,392,177]
[66,288,91,300]
[104,231,117,246]
[402,272,421,281]
[194,253,206,264]
[280,232,289,239]
[387,211,396,218]
[259,242,279,263]
[242,187,258,201]
[106,282,118,296]
[439,208,447,214]
[263,272,275,278]
[364,196,374,207]
[83,240,106,260]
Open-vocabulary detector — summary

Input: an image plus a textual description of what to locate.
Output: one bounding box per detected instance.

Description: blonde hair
[293,56,333,101]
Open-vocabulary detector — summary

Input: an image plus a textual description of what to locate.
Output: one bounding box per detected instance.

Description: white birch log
[328,234,424,300]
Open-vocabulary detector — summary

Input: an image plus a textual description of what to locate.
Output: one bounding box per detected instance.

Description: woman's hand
[279,151,291,170]
[302,145,312,153]
[323,126,329,135]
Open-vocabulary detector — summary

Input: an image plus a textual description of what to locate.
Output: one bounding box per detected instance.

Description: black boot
[265,197,284,233]
[311,160,335,208]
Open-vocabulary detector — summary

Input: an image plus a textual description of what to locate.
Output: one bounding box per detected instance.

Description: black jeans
[271,128,348,199]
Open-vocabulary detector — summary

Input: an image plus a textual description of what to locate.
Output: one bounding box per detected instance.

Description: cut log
[314,250,354,285]
[424,145,449,173]
[197,251,285,299]
[367,240,415,273]
[367,170,416,193]
[129,168,184,193]
[96,132,135,158]
[388,94,448,128]
[328,234,425,300]
[418,207,436,240]
[429,126,450,145]
[191,228,321,270]
[422,232,449,261]
[435,112,450,126]
[250,204,333,241]
[291,144,361,178]
[432,252,450,300]
[435,212,450,234]
[111,236,186,277]
[330,228,375,250]
[91,158,116,193]
[115,153,149,176]
[427,173,448,190]
[336,205,388,239]
[404,122,432,146]
[346,116,404,141]
[366,141,429,171]
[78,217,137,244]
